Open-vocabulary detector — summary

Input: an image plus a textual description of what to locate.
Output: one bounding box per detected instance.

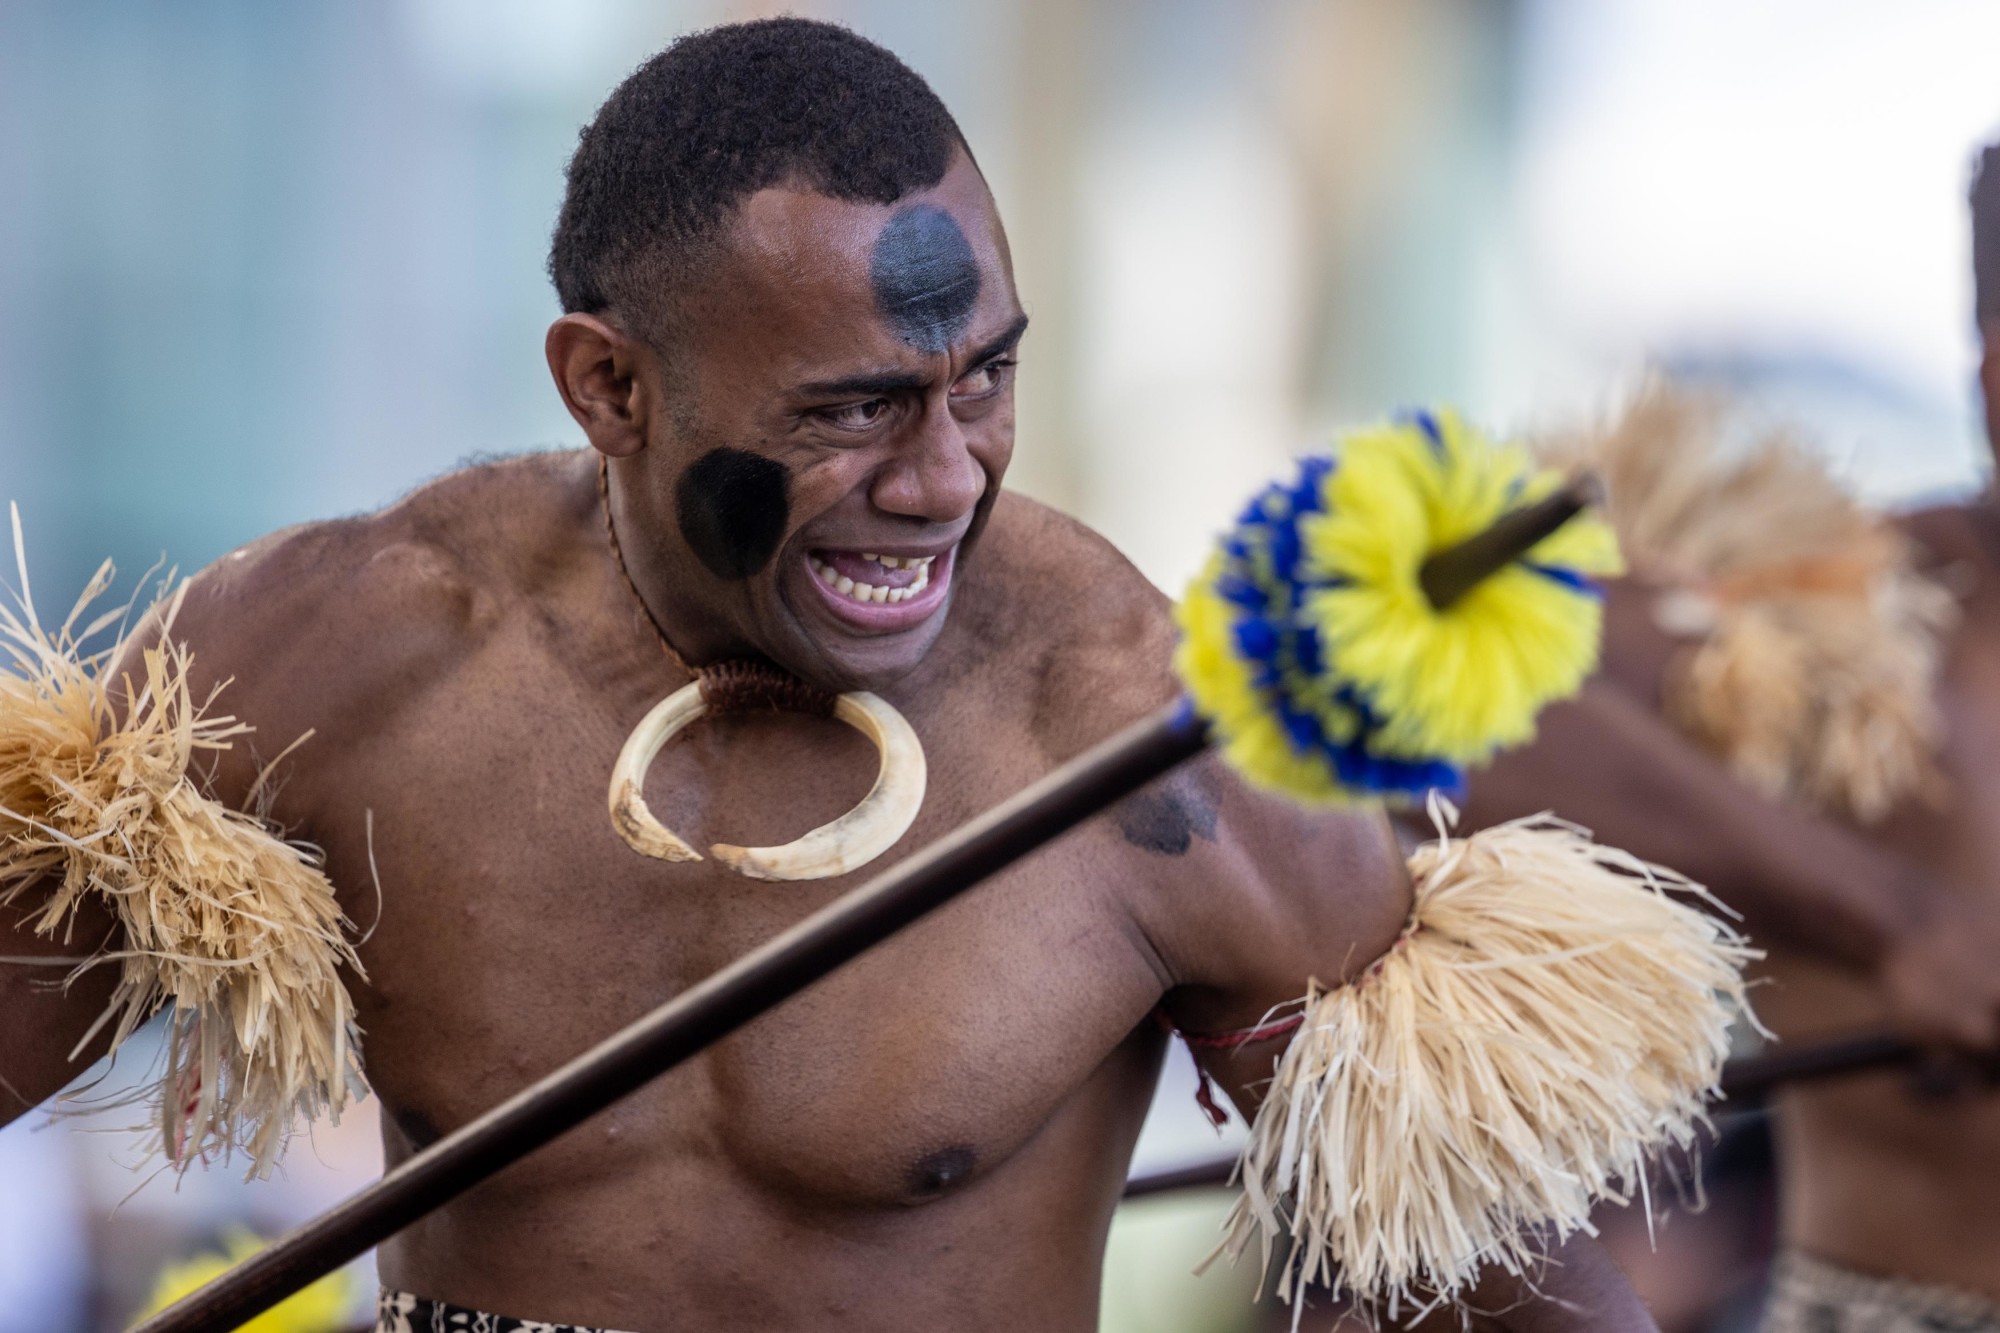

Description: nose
[869,402,985,526]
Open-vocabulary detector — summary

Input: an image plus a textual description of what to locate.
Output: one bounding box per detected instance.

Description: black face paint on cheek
[869,204,981,353]
[1115,766,1222,857]
[674,447,791,581]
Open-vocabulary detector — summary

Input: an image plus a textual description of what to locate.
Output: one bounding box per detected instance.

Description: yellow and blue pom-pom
[1175,409,1622,804]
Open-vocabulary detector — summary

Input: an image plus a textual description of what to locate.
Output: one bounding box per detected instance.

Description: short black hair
[1975,141,2000,329]
[550,18,968,339]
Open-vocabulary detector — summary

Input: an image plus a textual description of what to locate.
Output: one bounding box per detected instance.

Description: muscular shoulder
[960,494,1410,1011]
[159,452,590,784]
[964,492,1182,761]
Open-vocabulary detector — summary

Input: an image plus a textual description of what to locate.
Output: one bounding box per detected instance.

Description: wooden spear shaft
[1120,1031,2000,1200]
[134,480,1596,1333]
[137,704,1211,1333]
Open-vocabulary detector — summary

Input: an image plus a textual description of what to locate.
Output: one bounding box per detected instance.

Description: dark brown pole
[136,484,1606,1333]
[1121,1155,1242,1200]
[1717,1031,1997,1104]
[1716,1031,1918,1102]
[1419,475,1605,610]
[1117,1029,1995,1201]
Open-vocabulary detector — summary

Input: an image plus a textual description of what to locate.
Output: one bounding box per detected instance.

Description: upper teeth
[811,553,937,606]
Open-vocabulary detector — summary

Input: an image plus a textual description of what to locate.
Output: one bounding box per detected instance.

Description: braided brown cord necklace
[596,454,928,881]
[598,454,836,717]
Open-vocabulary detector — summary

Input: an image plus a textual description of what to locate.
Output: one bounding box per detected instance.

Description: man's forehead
[709,158,1013,352]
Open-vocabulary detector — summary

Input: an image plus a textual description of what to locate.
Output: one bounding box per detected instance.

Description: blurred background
[2,1,1997,1330]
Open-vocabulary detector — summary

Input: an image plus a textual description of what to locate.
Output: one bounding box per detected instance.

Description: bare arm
[1467,677,2000,1048]
[1031,503,1657,1327]
[0,518,378,1133]
[1404,1235,1658,1332]
[1144,783,1655,1333]
[0,894,121,1129]
[1467,678,1915,972]
[0,610,167,1129]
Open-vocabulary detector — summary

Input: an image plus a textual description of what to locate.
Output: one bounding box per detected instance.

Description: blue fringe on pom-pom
[1205,455,1464,802]
[1174,409,1622,805]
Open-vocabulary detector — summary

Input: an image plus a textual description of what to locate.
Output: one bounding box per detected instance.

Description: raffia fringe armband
[1212,809,1757,1319]
[0,524,364,1177]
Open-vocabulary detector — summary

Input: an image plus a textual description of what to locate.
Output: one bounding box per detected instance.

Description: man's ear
[546,313,654,459]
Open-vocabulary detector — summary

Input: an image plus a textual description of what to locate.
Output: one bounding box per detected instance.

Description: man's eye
[824,399,890,430]
[951,358,1016,399]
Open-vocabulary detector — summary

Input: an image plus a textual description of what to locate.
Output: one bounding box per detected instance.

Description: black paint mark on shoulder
[675,447,791,581]
[870,204,981,353]
[1115,765,1222,857]
[907,1143,979,1200]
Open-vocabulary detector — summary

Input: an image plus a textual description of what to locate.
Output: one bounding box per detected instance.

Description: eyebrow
[797,312,1031,399]
[965,312,1032,368]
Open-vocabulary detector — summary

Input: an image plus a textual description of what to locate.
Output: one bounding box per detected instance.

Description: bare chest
[284,626,1169,1208]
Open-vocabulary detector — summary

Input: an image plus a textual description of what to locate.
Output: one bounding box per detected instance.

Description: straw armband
[1211,809,1758,1317]
[0,537,364,1178]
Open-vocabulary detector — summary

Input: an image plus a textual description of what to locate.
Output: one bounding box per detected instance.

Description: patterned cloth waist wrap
[1762,1250,2000,1332]
[378,1289,634,1333]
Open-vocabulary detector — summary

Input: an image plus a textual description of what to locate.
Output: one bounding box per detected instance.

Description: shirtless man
[1468,145,2000,1329]
[0,20,1654,1332]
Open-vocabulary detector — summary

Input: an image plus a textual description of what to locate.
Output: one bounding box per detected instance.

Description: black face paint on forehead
[675,448,790,581]
[869,204,981,354]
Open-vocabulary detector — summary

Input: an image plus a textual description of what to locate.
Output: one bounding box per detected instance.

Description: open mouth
[804,546,955,631]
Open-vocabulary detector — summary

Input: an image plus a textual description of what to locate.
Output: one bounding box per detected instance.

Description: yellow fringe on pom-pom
[136,1229,356,1332]
[1539,385,1951,823]
[1304,413,1624,765]
[0,512,364,1177]
[1213,806,1756,1318]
